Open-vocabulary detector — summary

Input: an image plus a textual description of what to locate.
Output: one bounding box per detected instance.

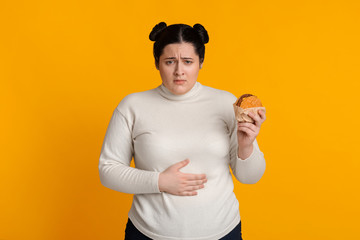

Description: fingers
[247,112,261,127]
[163,159,208,196]
[174,160,207,180]
[183,184,205,191]
[258,109,266,120]
[184,173,207,181]
[186,178,207,186]
[176,173,207,196]
[239,109,266,131]
[173,158,190,171]
[238,122,257,134]
[177,179,207,196]
[179,191,198,196]
[238,127,254,136]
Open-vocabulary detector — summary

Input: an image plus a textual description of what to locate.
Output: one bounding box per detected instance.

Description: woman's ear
[199,58,204,69]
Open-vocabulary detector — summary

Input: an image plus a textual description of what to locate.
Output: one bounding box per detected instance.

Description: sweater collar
[157,81,202,101]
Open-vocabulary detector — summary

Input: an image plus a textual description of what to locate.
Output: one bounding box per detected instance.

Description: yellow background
[1,0,359,239]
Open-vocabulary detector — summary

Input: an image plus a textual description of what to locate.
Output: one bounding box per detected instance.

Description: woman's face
[157,42,203,95]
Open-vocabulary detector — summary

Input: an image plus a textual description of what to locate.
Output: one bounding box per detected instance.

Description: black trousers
[124,218,243,240]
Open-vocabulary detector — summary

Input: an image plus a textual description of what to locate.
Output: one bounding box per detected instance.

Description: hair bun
[193,23,209,44]
[149,22,167,41]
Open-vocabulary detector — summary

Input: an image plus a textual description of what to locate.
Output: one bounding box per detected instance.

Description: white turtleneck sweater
[98,81,266,240]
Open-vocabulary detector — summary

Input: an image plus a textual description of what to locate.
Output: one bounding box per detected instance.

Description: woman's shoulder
[115,87,158,113]
[201,84,238,104]
[201,84,238,124]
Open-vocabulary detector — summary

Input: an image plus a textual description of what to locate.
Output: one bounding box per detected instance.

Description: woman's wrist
[158,172,165,192]
[238,144,253,160]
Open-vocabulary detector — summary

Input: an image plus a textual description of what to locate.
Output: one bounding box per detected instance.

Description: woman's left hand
[237,109,266,158]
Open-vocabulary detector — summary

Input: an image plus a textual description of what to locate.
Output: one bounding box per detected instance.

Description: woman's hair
[149,22,209,68]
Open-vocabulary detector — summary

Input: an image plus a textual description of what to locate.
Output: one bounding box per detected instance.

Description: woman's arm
[98,108,160,194]
[229,110,266,184]
[98,108,207,195]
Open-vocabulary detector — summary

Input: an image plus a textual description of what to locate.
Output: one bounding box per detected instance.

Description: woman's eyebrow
[164,57,194,60]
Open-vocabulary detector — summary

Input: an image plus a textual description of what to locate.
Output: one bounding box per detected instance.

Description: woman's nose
[174,62,184,76]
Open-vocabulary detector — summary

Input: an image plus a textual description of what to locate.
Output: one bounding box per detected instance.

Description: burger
[233,94,266,123]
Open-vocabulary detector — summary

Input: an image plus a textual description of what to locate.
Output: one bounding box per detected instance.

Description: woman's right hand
[158,159,207,196]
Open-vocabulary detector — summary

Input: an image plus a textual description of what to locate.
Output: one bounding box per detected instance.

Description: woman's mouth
[174,79,186,84]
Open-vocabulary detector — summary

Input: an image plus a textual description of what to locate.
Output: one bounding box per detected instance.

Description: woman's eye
[185,60,193,64]
[165,61,174,65]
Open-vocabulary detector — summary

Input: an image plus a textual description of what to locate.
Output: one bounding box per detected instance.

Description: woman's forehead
[161,42,197,57]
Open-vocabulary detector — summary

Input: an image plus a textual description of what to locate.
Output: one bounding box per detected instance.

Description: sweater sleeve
[229,116,266,184]
[98,108,161,194]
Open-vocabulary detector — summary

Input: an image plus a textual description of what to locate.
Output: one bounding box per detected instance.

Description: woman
[98,22,266,240]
